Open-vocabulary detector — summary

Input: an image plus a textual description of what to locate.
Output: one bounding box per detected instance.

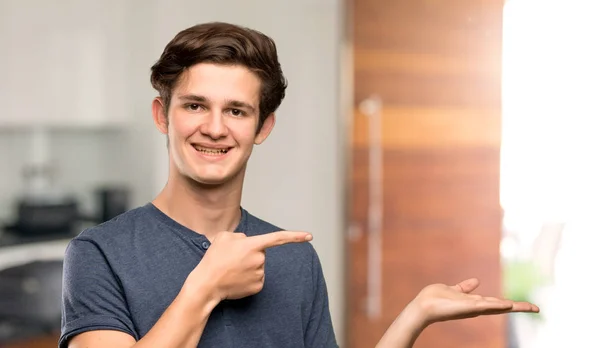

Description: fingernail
[305,234,313,241]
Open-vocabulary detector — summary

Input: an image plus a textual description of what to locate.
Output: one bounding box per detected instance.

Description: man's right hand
[188,230,313,301]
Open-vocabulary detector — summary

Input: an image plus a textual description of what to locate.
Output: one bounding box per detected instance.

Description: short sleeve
[59,238,137,348]
[304,247,339,348]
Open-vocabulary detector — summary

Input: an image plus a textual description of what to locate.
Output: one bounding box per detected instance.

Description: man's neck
[152,170,244,241]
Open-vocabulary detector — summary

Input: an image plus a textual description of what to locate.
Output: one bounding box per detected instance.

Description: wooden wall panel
[352,108,501,149]
[355,49,500,77]
[346,0,504,347]
[353,0,503,55]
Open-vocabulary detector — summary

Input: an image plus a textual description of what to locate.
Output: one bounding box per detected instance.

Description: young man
[60,22,538,348]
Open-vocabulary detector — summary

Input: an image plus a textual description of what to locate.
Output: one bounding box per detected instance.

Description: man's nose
[199,111,229,139]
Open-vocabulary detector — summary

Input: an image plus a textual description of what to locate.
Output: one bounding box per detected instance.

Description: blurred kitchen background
[0,0,598,347]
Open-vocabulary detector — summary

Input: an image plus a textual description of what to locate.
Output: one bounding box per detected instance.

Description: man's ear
[152,97,168,134]
[255,113,276,145]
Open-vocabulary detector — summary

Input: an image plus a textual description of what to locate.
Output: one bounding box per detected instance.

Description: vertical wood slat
[347,0,504,347]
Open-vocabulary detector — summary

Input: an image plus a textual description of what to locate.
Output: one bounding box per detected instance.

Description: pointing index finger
[248,231,313,250]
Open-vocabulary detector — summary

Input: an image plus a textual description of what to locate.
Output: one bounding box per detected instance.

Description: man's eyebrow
[225,99,257,114]
[177,94,208,103]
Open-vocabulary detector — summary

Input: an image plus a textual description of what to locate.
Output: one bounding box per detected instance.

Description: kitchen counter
[0,232,71,345]
[0,231,74,271]
[0,230,75,247]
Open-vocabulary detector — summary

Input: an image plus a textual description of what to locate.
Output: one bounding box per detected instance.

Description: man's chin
[177,163,246,188]
[184,171,238,187]
[188,175,228,187]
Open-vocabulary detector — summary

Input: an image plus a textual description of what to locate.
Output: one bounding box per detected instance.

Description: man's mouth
[192,145,231,155]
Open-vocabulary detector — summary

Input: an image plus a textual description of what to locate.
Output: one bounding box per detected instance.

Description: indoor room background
[0,0,597,347]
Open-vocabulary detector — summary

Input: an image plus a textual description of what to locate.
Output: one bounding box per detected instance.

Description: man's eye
[230,109,244,116]
[186,104,202,111]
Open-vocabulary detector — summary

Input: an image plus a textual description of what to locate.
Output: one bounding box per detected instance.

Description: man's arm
[61,237,221,348]
[69,276,220,348]
[63,230,312,348]
[375,278,540,348]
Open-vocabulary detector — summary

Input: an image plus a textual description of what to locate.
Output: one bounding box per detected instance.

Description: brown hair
[150,22,287,131]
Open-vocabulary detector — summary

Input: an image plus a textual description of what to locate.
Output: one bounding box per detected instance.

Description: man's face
[154,63,274,186]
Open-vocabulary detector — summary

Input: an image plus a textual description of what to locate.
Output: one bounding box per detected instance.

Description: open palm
[414,278,539,325]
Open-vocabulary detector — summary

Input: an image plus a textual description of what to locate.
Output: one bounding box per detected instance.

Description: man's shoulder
[74,204,152,243]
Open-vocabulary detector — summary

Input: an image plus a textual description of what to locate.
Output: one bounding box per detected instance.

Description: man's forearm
[375,302,427,348]
[134,282,220,348]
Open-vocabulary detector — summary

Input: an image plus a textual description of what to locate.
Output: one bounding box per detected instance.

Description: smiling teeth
[194,146,228,154]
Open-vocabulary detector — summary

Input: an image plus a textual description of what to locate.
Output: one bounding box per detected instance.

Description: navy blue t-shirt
[60,203,338,348]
